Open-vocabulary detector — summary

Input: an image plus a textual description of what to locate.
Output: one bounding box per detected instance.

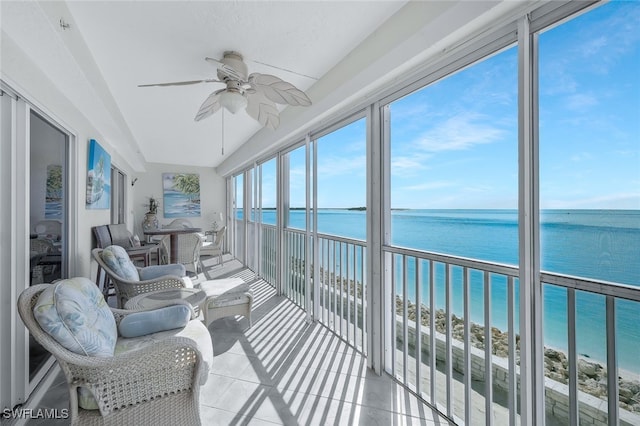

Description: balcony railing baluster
[508,275,516,426]
[416,258,422,397]
[484,271,493,426]
[429,258,436,407]
[446,263,452,417]
[464,267,472,425]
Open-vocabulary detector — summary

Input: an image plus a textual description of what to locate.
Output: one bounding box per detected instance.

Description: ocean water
[253,209,640,372]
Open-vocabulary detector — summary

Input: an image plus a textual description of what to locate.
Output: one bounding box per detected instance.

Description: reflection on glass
[29,111,67,380]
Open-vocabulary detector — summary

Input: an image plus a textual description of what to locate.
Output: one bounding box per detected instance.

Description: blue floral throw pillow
[33,277,117,357]
[101,245,139,281]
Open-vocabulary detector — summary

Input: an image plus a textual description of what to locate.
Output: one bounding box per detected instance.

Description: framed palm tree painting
[162,172,200,218]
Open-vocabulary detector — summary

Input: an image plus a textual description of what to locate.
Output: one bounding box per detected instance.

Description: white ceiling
[6,0,408,170]
[2,1,525,174]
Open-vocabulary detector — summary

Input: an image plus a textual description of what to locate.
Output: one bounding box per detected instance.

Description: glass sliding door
[1,83,74,411]
[29,110,69,381]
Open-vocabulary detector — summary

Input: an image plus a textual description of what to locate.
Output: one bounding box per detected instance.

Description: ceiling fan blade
[248,73,312,107]
[138,78,221,88]
[205,57,245,81]
[246,91,280,130]
[194,89,224,122]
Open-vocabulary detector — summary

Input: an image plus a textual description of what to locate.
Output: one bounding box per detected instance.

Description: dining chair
[160,233,203,276]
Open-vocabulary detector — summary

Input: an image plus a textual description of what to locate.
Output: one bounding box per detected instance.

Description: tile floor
[22,257,452,425]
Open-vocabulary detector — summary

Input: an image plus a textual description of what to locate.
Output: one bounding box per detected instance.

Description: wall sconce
[131,178,138,186]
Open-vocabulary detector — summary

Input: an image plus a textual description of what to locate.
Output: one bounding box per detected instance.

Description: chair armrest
[113,276,186,304]
[65,336,205,417]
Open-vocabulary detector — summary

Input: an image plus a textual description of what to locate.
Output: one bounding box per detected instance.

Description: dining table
[142,227,202,264]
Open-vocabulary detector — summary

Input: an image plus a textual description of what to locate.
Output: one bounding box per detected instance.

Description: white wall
[1,34,136,279]
[131,162,226,238]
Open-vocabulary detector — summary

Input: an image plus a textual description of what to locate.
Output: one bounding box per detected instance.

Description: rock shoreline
[397,297,640,413]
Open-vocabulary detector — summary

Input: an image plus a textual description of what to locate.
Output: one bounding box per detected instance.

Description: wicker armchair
[92,246,189,308]
[18,282,211,426]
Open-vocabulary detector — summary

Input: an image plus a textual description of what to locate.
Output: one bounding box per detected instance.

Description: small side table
[125,288,207,317]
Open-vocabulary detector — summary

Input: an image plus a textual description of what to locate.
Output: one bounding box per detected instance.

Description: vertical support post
[305,135,312,320]
[276,153,288,296]
[253,162,259,279]
[367,102,385,374]
[518,14,544,426]
[313,139,320,320]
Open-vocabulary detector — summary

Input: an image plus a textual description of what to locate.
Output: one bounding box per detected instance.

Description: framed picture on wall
[162,172,201,218]
[85,139,111,209]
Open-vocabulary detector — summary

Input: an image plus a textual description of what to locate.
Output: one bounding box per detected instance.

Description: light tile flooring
[24,257,452,425]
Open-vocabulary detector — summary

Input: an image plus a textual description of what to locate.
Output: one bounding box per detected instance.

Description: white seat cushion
[115,319,213,383]
[198,278,249,298]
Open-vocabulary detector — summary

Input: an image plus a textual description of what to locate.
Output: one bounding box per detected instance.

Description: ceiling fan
[138,51,312,129]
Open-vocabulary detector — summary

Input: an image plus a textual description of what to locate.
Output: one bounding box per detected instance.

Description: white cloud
[411,112,505,153]
[542,192,640,209]
[390,153,432,177]
[317,154,366,177]
[570,152,593,162]
[565,93,598,111]
[401,181,454,191]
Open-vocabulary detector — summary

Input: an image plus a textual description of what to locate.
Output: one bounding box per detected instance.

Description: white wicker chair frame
[92,247,187,309]
[200,226,226,273]
[18,284,207,426]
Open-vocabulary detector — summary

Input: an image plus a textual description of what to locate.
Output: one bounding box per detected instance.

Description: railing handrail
[541,271,640,303]
[383,244,640,302]
[383,244,519,277]
[282,226,367,247]
[317,232,366,247]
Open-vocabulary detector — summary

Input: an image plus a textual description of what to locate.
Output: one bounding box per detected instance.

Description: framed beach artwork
[162,172,201,218]
[45,164,63,218]
[85,139,111,209]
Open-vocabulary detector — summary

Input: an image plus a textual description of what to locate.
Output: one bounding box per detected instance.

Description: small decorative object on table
[142,196,160,235]
[211,212,224,232]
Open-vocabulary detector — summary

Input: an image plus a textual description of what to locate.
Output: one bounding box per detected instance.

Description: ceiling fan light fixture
[219,90,247,114]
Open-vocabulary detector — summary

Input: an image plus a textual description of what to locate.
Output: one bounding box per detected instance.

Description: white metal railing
[282,228,307,308]
[384,244,640,426]
[260,223,277,286]
[317,233,367,354]
[255,220,639,425]
[260,224,368,354]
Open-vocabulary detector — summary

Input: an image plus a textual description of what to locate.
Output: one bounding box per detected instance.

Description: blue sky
[261,1,639,210]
